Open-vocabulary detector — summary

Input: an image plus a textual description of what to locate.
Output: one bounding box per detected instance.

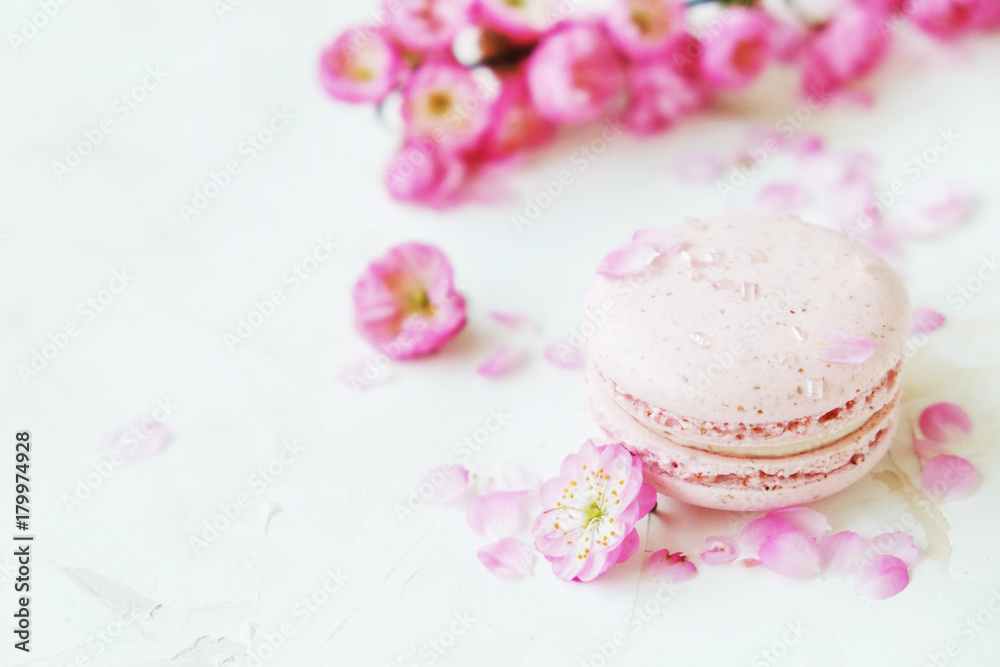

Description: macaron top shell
[585,216,910,430]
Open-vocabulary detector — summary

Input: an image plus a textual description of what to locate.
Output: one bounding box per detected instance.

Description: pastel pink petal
[611,528,642,566]
[670,153,724,183]
[543,342,586,370]
[631,229,684,255]
[645,550,698,584]
[736,516,797,566]
[467,490,533,541]
[759,531,821,580]
[855,555,909,600]
[919,402,972,444]
[700,536,738,565]
[635,483,658,519]
[765,507,831,537]
[757,183,810,212]
[477,537,536,579]
[818,531,864,578]
[423,464,470,504]
[806,329,876,364]
[490,311,533,330]
[477,347,522,377]
[911,307,946,335]
[913,438,948,462]
[567,549,616,583]
[596,242,660,279]
[864,531,919,568]
[477,462,541,494]
[105,419,172,463]
[922,455,977,502]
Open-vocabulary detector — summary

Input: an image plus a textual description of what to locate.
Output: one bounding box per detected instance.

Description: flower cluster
[320,0,1000,207]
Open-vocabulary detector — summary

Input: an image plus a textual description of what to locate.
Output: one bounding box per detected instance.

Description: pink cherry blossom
[623,58,707,135]
[804,329,877,364]
[468,490,534,540]
[319,27,402,103]
[476,72,556,159]
[475,0,558,42]
[385,141,467,207]
[388,0,473,53]
[759,530,822,580]
[699,8,772,91]
[605,0,687,58]
[801,2,890,96]
[645,549,698,583]
[403,63,496,151]
[855,555,909,599]
[478,537,536,578]
[919,402,972,443]
[533,441,657,582]
[526,24,628,124]
[353,242,467,359]
[910,0,1000,39]
[922,455,977,501]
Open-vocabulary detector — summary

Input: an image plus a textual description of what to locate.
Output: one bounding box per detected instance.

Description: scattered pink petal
[922,455,977,502]
[759,531,822,580]
[490,311,533,330]
[805,329,876,364]
[906,183,976,235]
[757,183,810,212]
[477,462,541,494]
[735,516,797,566]
[919,402,972,444]
[477,537,536,578]
[596,242,660,279]
[645,549,698,584]
[766,507,831,537]
[467,490,533,541]
[855,555,909,600]
[913,438,948,462]
[533,441,654,582]
[818,531,864,578]
[422,464,470,504]
[631,229,684,255]
[864,532,919,568]
[911,308,946,335]
[105,419,172,463]
[700,536,738,565]
[543,342,586,370]
[670,152,724,184]
[477,346,522,377]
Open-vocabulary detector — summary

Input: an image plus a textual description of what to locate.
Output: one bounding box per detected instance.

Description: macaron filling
[598,363,901,453]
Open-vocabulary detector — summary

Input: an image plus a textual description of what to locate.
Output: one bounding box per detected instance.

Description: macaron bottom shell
[587,380,901,512]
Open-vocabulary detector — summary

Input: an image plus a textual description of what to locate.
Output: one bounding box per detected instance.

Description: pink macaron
[585,215,911,511]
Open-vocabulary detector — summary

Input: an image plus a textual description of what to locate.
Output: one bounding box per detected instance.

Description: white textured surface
[2,2,1000,666]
